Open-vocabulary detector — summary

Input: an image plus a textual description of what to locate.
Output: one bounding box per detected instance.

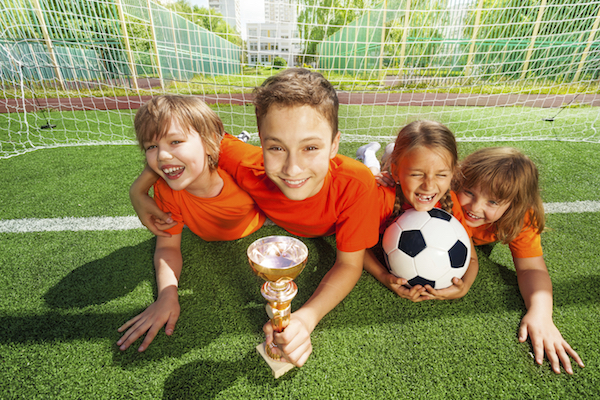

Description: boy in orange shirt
[130,68,380,367]
[117,95,265,352]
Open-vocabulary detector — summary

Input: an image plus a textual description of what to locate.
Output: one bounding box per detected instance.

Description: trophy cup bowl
[247,236,308,371]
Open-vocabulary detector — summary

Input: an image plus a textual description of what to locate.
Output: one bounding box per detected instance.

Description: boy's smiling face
[260,105,340,201]
[143,119,213,197]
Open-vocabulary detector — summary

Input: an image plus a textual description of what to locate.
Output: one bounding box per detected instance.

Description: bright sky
[188,0,265,39]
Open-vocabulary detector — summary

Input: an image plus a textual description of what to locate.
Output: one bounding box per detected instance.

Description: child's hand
[379,271,430,302]
[422,276,468,300]
[153,213,178,232]
[263,313,312,367]
[374,171,395,187]
[117,290,180,352]
[519,311,584,374]
[131,191,175,237]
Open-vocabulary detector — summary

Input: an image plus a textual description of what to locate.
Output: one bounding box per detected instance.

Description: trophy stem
[261,280,298,360]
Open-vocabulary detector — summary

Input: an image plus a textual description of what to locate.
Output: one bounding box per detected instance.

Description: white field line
[0,201,599,233]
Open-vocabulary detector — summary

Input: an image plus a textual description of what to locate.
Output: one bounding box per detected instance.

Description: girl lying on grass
[359,141,584,374]
[454,147,584,374]
[359,120,479,302]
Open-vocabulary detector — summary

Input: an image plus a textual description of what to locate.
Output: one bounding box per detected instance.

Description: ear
[329,131,341,159]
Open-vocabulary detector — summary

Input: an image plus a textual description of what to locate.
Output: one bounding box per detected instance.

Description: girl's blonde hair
[454,147,545,243]
[384,120,459,223]
[134,95,224,171]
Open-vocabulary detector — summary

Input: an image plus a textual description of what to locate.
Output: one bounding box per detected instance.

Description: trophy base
[256,342,295,378]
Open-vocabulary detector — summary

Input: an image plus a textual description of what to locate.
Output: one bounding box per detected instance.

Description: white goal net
[1,0,599,158]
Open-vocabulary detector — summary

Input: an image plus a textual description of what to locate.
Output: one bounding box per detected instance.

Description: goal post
[1,0,599,159]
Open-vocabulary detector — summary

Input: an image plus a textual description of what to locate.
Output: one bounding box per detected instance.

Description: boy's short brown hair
[253,68,339,141]
[134,95,224,171]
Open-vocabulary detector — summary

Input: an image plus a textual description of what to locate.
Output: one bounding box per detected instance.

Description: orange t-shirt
[218,134,380,252]
[469,211,543,258]
[377,186,469,234]
[153,167,265,241]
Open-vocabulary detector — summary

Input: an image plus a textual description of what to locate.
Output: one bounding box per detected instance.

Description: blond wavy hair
[134,95,224,171]
[453,147,545,243]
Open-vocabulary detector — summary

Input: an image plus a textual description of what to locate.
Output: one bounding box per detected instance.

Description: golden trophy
[247,235,308,378]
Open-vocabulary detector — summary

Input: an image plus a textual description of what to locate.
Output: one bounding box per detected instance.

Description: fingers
[272,331,312,367]
[565,343,585,369]
[116,305,179,352]
[142,216,171,237]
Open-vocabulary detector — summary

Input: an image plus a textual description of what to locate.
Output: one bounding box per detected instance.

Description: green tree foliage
[273,56,288,68]
[462,0,600,77]
[1,0,39,39]
[385,0,446,68]
[297,0,372,57]
[161,0,242,46]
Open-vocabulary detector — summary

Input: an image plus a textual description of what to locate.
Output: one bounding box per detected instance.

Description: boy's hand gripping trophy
[247,236,308,378]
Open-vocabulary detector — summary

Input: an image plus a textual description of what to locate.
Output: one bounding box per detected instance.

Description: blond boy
[118,95,264,352]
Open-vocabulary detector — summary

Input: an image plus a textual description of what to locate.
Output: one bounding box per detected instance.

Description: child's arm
[423,240,479,300]
[262,249,365,366]
[117,234,182,351]
[130,165,176,236]
[363,248,428,301]
[514,256,584,374]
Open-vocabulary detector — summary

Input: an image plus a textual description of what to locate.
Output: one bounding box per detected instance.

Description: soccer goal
[1,0,599,159]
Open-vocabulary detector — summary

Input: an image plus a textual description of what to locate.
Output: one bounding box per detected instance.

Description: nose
[421,175,433,191]
[282,152,303,177]
[471,197,485,212]
[157,145,172,161]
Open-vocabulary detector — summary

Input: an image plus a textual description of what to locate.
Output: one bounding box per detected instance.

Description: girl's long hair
[384,120,458,224]
[453,147,545,243]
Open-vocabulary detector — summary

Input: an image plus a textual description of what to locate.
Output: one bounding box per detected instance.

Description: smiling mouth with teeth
[283,178,308,186]
[466,211,483,220]
[417,193,436,202]
[162,166,184,176]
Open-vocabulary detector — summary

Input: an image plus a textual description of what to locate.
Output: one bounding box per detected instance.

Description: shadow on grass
[1,226,337,365]
[162,351,295,399]
[2,227,597,368]
[43,239,155,309]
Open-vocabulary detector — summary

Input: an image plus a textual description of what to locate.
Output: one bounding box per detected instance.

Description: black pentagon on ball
[408,276,436,288]
[398,230,427,257]
[427,208,452,221]
[449,240,468,268]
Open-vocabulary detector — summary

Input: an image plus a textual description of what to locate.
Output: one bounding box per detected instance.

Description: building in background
[208,0,241,34]
[246,0,301,67]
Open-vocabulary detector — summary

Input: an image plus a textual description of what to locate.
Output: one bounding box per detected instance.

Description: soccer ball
[381,208,471,289]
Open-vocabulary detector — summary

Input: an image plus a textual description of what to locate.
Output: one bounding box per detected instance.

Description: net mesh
[1,0,599,158]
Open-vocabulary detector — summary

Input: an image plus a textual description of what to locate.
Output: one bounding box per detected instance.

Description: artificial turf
[1,130,599,399]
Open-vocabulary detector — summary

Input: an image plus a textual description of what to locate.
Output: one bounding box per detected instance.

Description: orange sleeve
[469,210,543,258]
[219,133,263,180]
[153,178,185,235]
[152,170,265,241]
[508,212,543,258]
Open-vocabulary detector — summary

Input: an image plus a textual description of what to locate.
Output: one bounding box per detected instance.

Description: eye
[267,145,284,152]
[171,140,182,145]
[305,145,318,151]
[145,144,156,151]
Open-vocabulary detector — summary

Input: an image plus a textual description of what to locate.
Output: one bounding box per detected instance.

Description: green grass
[1,123,599,398]
[2,104,599,159]
[4,68,599,100]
